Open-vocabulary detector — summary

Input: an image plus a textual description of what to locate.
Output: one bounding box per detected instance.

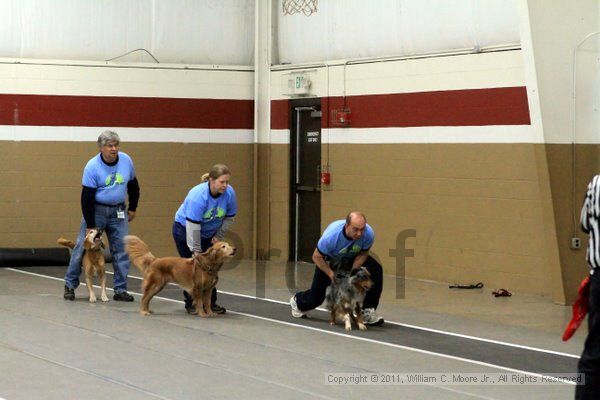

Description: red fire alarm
[320,165,331,186]
[331,108,351,127]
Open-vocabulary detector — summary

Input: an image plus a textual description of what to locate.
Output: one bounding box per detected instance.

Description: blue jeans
[172,221,217,308]
[64,204,130,293]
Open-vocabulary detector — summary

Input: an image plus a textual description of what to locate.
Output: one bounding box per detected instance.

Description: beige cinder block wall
[271,50,570,301]
[0,62,255,259]
[545,145,600,304]
[0,141,253,257]
[322,143,558,296]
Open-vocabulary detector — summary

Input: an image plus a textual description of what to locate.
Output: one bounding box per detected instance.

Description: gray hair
[97,130,120,147]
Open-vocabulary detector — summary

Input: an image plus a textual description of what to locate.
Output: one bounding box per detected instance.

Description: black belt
[95,202,125,208]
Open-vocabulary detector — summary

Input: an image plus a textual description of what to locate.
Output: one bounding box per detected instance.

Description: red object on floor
[562,276,591,341]
[492,288,512,297]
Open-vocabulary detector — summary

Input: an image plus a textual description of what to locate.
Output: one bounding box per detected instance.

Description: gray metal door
[290,104,322,263]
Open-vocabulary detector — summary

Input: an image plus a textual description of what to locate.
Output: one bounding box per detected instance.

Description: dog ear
[204,246,218,262]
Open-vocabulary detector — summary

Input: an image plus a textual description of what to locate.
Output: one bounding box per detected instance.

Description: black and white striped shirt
[581,175,600,271]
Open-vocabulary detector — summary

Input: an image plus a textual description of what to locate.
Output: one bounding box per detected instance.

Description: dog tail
[57,238,76,249]
[124,235,156,272]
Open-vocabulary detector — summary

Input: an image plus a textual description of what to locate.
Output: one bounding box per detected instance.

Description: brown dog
[58,229,108,303]
[124,235,236,317]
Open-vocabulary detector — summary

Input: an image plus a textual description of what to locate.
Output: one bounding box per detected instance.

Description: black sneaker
[185,305,198,315]
[211,303,226,314]
[113,291,134,302]
[63,285,75,301]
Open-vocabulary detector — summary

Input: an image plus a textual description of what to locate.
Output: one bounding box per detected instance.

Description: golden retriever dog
[58,229,108,303]
[324,267,373,331]
[124,235,236,317]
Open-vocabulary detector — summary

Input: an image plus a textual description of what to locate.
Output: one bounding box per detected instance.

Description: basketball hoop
[282,0,318,16]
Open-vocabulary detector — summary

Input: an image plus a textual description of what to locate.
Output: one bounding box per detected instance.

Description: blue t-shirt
[82,152,136,205]
[174,182,237,239]
[317,219,374,268]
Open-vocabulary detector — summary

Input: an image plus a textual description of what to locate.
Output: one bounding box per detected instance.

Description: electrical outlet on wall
[571,237,582,249]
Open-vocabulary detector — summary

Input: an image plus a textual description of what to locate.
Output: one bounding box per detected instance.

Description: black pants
[576,271,600,399]
[172,221,217,308]
[294,255,383,312]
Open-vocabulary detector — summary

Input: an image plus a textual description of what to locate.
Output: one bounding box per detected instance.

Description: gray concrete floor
[0,260,585,400]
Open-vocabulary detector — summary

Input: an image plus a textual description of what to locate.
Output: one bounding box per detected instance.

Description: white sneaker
[290,296,306,318]
[363,308,384,326]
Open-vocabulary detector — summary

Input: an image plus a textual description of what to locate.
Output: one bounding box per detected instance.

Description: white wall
[270,50,534,144]
[278,0,520,64]
[574,35,600,144]
[0,0,255,65]
[519,0,600,144]
[0,61,254,143]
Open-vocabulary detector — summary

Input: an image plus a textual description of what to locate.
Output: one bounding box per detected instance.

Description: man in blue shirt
[64,130,140,302]
[290,211,384,325]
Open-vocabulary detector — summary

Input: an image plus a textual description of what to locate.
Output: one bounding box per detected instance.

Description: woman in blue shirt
[172,164,237,314]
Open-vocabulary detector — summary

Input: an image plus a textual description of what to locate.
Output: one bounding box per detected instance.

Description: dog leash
[449,282,484,289]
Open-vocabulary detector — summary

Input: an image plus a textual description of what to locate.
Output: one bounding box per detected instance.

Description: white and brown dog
[58,229,108,303]
[324,267,373,331]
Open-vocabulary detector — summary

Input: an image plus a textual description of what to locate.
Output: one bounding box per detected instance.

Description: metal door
[290,103,322,262]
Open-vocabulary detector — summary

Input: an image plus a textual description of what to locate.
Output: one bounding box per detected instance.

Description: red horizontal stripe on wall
[271,99,289,130]
[271,88,529,130]
[322,87,530,128]
[0,94,254,129]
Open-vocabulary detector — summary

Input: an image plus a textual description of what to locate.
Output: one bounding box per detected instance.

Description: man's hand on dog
[127,210,136,222]
[327,269,336,284]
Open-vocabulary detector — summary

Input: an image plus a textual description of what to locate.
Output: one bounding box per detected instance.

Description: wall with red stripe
[0,61,256,258]
[0,62,255,142]
[265,50,569,301]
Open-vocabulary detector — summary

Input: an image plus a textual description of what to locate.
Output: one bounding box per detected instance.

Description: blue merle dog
[324,266,373,331]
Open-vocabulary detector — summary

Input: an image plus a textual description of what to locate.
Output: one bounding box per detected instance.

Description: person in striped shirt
[576,175,600,399]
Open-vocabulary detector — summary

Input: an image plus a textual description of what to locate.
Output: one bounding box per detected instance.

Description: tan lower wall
[546,144,600,303]
[0,141,254,259]
[321,143,561,299]
[256,143,271,259]
[268,143,291,261]
[3,140,597,302]
[264,142,598,303]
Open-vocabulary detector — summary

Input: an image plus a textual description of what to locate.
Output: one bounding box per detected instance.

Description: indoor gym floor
[0,260,584,399]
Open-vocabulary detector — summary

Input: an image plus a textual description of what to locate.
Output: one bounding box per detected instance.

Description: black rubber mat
[12,266,578,377]
[0,248,70,267]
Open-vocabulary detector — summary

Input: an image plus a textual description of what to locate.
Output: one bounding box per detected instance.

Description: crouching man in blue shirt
[290,211,384,325]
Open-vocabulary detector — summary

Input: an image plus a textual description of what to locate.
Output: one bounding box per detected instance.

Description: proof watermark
[324,372,584,386]
[224,229,417,300]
